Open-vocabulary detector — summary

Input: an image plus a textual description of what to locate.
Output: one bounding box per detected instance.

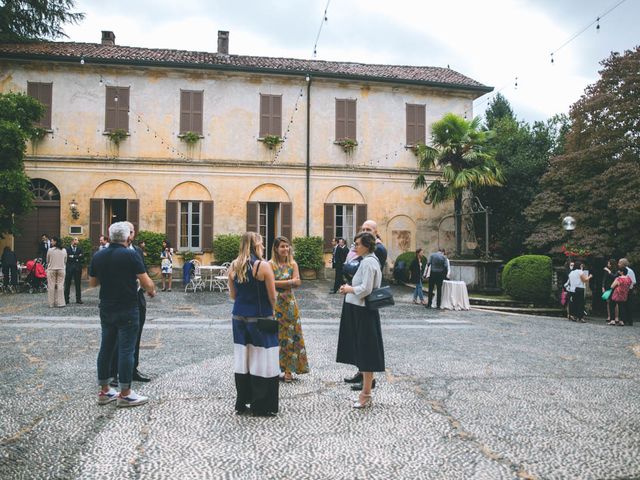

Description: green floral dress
[271,262,309,375]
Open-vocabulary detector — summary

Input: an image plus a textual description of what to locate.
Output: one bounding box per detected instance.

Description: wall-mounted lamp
[69,199,80,220]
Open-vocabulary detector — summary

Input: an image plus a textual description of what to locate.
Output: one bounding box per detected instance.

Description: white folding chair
[212,265,230,292]
[185,260,206,292]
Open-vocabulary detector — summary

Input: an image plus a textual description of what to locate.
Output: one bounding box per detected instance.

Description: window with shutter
[27,82,52,129]
[406,104,426,145]
[336,99,357,141]
[180,90,204,135]
[259,94,282,137]
[105,86,130,132]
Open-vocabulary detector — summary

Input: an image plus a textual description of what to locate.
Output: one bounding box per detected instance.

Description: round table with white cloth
[440,280,470,311]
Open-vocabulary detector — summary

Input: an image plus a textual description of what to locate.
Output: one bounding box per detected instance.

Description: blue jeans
[413,281,424,301]
[97,306,139,390]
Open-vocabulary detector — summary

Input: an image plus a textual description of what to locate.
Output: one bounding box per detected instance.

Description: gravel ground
[1,279,639,480]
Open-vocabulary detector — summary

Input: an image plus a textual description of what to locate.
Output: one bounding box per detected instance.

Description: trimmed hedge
[61,236,93,266]
[212,234,242,264]
[292,236,324,270]
[394,251,416,282]
[136,231,165,267]
[502,255,552,302]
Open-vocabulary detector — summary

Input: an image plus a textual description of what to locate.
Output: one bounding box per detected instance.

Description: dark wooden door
[14,203,61,262]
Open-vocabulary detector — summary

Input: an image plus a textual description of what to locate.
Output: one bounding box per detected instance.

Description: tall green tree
[0,0,84,41]
[525,47,640,262]
[0,92,44,237]
[484,92,514,130]
[476,93,569,259]
[414,113,504,255]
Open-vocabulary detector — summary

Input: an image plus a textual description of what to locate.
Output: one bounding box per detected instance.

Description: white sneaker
[97,388,119,405]
[116,389,149,408]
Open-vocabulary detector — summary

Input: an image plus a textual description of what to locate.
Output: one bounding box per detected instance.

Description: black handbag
[253,259,278,334]
[365,285,395,310]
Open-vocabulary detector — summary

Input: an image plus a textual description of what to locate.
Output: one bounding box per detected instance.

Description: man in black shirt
[90,221,155,408]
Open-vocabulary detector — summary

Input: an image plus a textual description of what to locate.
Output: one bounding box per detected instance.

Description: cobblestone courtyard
[1,280,639,479]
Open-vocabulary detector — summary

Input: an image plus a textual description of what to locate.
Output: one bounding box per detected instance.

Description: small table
[199,265,227,291]
[441,280,470,311]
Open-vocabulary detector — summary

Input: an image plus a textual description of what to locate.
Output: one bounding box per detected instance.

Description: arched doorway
[14,179,61,262]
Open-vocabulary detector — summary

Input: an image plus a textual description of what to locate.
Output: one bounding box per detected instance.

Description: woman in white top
[566,262,592,322]
[46,236,67,308]
[336,232,385,409]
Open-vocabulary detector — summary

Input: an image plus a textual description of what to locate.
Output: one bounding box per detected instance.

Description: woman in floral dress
[269,236,309,382]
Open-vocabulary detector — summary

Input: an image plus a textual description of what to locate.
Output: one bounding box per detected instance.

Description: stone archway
[14,179,61,262]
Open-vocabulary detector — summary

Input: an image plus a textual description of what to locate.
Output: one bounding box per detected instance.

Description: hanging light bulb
[596,17,600,31]
[550,53,554,64]
[515,76,519,89]
[114,95,118,102]
[80,57,85,65]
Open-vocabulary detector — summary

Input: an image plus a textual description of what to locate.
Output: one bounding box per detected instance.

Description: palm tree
[413,113,504,255]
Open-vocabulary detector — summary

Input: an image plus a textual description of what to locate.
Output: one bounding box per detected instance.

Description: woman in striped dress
[228,232,279,416]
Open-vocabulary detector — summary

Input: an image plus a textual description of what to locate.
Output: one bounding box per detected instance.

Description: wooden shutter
[117,87,130,132]
[90,199,103,249]
[356,204,368,231]
[272,95,282,137]
[280,202,292,241]
[202,201,214,252]
[335,99,346,140]
[27,82,52,129]
[105,87,117,131]
[323,203,334,252]
[415,104,425,144]
[166,200,178,248]
[246,202,259,233]
[406,104,416,145]
[346,99,357,140]
[259,94,270,137]
[127,199,140,234]
[192,91,203,135]
[180,90,191,134]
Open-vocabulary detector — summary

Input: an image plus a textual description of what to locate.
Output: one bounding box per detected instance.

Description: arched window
[30,179,60,202]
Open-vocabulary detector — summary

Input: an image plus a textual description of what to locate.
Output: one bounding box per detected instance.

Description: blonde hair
[231,232,263,283]
[270,236,293,266]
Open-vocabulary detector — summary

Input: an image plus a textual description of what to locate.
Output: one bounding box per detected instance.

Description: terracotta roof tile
[0,41,491,92]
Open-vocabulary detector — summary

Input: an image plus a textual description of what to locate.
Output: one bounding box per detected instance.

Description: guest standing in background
[46,237,67,308]
[602,259,618,323]
[410,248,428,305]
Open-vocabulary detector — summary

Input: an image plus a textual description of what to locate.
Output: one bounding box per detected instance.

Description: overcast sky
[63,0,639,124]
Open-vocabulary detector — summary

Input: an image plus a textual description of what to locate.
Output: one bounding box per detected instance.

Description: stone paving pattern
[1,279,639,479]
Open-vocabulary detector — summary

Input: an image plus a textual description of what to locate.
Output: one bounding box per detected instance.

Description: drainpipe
[305,74,311,237]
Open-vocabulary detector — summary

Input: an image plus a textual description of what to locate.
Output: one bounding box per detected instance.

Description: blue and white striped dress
[232,257,279,415]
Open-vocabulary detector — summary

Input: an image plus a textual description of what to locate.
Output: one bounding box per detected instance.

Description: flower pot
[300,268,317,280]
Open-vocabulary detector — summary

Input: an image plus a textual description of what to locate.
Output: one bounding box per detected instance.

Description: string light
[312,0,331,58]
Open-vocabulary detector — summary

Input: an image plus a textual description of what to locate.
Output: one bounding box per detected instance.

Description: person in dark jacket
[1,246,18,289]
[426,249,448,309]
[332,238,349,294]
[64,237,84,304]
[409,248,427,305]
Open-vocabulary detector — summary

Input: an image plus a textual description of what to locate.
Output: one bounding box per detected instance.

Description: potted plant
[180,131,201,146]
[337,138,357,154]
[292,236,324,280]
[261,134,283,149]
[106,128,128,146]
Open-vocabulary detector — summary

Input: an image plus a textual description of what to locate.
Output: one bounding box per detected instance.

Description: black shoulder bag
[365,285,395,310]
[253,259,279,334]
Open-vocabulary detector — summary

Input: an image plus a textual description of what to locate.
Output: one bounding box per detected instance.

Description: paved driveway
[1,280,639,479]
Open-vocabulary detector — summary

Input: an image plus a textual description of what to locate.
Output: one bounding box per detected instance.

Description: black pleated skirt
[336,300,385,372]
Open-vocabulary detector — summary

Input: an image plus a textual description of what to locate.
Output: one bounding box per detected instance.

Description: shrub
[61,236,93,266]
[292,236,324,271]
[213,234,241,264]
[136,231,165,267]
[502,254,552,302]
[393,251,416,282]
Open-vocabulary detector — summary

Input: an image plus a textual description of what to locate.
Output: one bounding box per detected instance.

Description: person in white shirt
[566,262,592,323]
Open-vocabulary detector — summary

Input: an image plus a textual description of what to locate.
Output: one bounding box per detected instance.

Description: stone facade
[0,34,490,266]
